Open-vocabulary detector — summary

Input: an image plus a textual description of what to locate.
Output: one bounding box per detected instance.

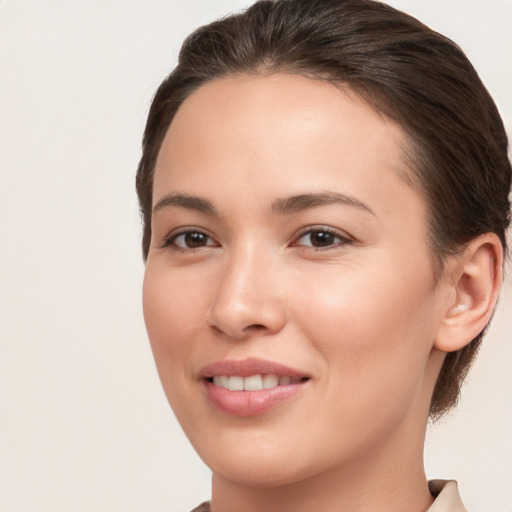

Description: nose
[206,245,286,340]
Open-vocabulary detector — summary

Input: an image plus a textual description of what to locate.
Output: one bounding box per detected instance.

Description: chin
[187,429,305,487]
[193,428,346,490]
[209,455,312,489]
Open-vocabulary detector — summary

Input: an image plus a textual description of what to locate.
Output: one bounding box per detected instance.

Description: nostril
[209,325,223,336]
[245,324,267,332]
[207,293,286,340]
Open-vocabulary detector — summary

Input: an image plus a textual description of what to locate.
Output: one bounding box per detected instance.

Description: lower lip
[203,380,307,417]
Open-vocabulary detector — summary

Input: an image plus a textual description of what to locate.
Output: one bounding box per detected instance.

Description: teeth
[244,374,262,391]
[213,375,229,388]
[228,376,244,391]
[262,374,279,389]
[211,374,300,391]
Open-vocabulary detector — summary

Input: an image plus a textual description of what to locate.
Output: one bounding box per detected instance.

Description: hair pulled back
[136,0,511,418]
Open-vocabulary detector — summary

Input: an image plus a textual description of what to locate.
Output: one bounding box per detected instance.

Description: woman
[136,0,511,510]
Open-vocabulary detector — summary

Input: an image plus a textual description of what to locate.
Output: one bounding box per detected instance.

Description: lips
[199,358,310,417]
[212,374,304,391]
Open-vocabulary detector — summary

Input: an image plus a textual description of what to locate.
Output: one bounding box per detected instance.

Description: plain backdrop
[0,1,510,511]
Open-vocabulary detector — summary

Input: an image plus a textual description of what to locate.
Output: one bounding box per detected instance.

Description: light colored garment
[428,480,467,511]
[190,479,467,512]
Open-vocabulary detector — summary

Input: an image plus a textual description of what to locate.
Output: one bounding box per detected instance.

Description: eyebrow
[153,193,218,215]
[152,191,375,217]
[271,192,375,216]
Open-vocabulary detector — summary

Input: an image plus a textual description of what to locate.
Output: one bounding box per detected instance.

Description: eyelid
[291,225,355,248]
[159,225,354,251]
[161,226,219,250]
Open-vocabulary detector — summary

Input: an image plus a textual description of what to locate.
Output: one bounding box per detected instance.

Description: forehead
[157,73,406,174]
[153,73,426,226]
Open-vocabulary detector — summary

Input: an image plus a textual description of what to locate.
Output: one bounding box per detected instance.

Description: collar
[191,479,468,512]
[427,480,467,511]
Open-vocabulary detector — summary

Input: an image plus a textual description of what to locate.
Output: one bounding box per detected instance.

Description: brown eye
[308,231,337,247]
[295,228,351,248]
[168,231,216,249]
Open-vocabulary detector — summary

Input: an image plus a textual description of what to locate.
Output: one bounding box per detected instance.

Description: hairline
[145,68,450,280]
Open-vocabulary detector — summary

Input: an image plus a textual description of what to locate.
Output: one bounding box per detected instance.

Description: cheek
[296,260,435,345]
[142,264,218,441]
[294,260,438,416]
[142,265,207,385]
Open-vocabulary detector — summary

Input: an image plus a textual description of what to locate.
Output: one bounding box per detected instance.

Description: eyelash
[161,226,353,251]
[292,226,354,250]
[162,228,218,251]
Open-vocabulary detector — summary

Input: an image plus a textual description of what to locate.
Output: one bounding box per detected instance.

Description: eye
[293,227,351,249]
[164,229,217,249]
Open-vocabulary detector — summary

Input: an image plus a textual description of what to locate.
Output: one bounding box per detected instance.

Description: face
[143,74,448,488]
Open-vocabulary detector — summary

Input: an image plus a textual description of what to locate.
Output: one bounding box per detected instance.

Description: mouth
[199,358,311,417]
[206,374,309,391]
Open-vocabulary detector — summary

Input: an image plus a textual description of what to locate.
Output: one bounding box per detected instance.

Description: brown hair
[136,0,511,418]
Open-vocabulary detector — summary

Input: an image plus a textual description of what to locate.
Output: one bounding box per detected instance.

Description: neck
[211,429,433,512]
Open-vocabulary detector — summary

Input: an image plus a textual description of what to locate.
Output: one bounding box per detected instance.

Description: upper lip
[199,358,310,379]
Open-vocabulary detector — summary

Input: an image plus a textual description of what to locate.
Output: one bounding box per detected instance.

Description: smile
[200,359,311,416]
[210,374,306,391]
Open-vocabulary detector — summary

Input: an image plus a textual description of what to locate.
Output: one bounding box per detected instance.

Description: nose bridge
[207,239,285,339]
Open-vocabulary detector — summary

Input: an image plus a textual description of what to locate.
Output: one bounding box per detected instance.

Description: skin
[143,74,499,512]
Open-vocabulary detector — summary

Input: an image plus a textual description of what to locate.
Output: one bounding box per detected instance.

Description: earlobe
[434,233,503,353]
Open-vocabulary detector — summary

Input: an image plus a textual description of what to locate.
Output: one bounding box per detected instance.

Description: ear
[434,233,503,353]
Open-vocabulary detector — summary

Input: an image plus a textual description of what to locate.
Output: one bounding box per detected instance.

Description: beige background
[0,1,510,511]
